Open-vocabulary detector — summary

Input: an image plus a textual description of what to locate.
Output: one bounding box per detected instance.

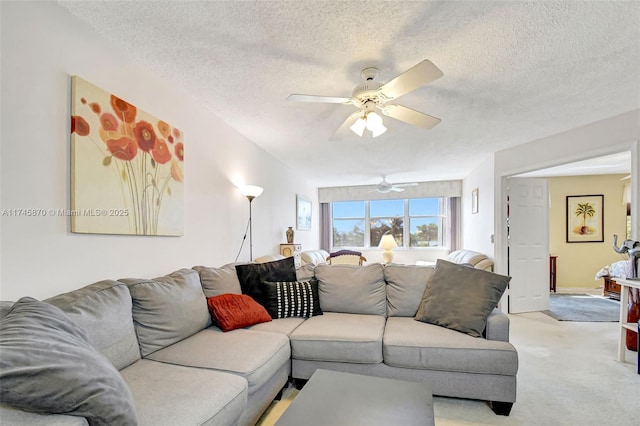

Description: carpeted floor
[257,312,639,425]
[543,293,619,322]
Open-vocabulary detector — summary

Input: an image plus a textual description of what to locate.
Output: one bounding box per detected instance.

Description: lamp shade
[349,117,366,137]
[239,185,264,199]
[379,234,398,250]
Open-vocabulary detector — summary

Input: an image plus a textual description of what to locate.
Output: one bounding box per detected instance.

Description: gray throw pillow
[414,259,510,337]
[193,263,243,297]
[0,297,138,425]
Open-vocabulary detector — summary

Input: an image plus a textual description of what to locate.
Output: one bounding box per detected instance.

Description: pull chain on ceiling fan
[287,59,443,140]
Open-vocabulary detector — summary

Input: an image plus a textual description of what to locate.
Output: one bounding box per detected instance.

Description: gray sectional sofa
[0,257,518,425]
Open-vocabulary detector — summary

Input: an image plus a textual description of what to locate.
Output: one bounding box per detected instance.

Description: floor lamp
[239,185,264,261]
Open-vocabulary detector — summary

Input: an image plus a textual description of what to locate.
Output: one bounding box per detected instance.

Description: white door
[508,178,550,313]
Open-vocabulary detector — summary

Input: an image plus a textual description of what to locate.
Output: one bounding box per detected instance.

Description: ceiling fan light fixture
[349,117,366,136]
[366,112,387,137]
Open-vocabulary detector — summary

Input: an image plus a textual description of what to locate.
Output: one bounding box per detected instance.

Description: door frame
[494,141,639,313]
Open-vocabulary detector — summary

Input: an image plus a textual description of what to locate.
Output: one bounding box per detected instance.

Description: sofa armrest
[485,308,510,342]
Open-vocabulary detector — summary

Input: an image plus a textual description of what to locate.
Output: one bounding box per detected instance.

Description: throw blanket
[595,259,633,280]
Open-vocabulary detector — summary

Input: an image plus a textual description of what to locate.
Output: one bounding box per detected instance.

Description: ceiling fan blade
[381,104,441,129]
[390,187,405,192]
[378,60,443,100]
[394,183,419,188]
[329,111,362,141]
[287,94,351,104]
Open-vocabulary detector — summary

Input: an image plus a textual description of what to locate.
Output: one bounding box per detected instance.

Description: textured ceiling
[58,1,640,187]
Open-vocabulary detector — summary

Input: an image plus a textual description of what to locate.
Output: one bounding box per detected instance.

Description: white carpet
[259,312,639,425]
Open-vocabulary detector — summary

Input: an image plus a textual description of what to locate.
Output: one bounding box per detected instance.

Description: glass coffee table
[275,369,434,426]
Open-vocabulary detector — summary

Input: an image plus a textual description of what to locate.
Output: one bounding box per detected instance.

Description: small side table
[549,255,557,292]
[280,244,302,268]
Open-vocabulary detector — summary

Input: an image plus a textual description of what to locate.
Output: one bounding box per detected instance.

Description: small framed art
[566,194,604,243]
[296,195,312,230]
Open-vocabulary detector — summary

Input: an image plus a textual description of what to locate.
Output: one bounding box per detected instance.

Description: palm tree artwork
[574,202,596,235]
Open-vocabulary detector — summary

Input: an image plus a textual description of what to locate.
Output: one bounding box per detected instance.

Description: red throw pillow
[206,293,272,332]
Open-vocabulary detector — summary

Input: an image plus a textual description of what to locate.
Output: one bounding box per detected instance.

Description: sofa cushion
[315,263,386,315]
[145,328,290,394]
[384,264,434,317]
[289,312,385,364]
[248,317,306,336]
[0,406,88,425]
[235,257,297,306]
[120,268,211,356]
[296,263,316,281]
[414,259,510,337]
[46,280,140,370]
[0,297,138,425]
[383,317,518,375]
[121,359,247,426]
[193,264,242,297]
[263,279,322,319]
[206,293,272,331]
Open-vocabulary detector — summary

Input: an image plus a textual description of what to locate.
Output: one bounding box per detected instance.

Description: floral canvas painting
[70,76,184,236]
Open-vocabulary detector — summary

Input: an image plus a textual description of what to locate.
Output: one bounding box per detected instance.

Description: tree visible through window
[332,198,446,249]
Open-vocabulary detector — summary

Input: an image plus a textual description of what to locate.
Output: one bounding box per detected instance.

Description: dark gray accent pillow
[263,279,323,319]
[0,297,138,425]
[235,257,297,306]
[414,259,510,337]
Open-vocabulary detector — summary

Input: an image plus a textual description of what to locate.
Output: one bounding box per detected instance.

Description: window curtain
[319,202,331,252]
[448,197,461,251]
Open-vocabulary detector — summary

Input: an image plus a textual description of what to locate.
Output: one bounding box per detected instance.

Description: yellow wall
[549,174,630,290]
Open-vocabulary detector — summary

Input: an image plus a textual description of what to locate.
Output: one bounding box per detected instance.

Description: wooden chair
[326,250,367,265]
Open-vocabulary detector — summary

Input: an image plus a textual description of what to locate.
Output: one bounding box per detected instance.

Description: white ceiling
[58,1,640,187]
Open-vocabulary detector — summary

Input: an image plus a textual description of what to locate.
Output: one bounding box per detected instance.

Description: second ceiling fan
[287,59,443,140]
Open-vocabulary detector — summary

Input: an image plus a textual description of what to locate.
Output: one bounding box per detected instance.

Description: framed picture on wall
[566,194,604,243]
[296,195,312,230]
[471,188,479,214]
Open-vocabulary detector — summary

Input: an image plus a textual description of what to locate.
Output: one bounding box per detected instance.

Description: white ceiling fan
[374,176,419,193]
[287,59,443,140]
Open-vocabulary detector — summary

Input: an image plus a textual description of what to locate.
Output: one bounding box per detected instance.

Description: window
[332,201,365,247]
[332,198,448,249]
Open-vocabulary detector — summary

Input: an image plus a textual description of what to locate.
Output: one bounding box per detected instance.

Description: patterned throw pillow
[206,293,272,332]
[263,280,323,319]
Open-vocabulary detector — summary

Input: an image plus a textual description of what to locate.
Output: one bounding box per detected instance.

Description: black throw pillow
[235,257,297,305]
[263,279,323,319]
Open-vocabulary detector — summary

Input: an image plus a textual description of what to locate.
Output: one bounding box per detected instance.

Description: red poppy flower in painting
[152,139,171,164]
[100,113,119,132]
[157,120,171,138]
[171,159,183,182]
[174,142,184,161]
[110,95,137,123]
[71,115,90,136]
[107,137,137,161]
[90,102,101,114]
[133,120,157,152]
[173,127,181,139]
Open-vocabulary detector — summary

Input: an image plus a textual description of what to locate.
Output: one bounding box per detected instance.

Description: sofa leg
[490,401,513,416]
[274,384,287,401]
[292,378,308,390]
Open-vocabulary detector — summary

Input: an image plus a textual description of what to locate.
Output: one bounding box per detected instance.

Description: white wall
[0,2,319,300]
[462,155,495,257]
